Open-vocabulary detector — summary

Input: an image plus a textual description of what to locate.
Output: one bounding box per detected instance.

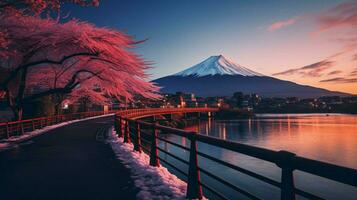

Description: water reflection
[192,114,357,169]
[159,114,357,199]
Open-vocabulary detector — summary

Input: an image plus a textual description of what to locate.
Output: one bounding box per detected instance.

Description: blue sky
[62,0,357,94]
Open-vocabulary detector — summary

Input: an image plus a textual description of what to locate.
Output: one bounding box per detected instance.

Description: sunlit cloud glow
[320,77,357,83]
[314,2,357,55]
[327,70,343,76]
[267,16,300,32]
[316,2,357,33]
[350,68,357,76]
[269,2,357,94]
[352,54,357,61]
[273,60,335,77]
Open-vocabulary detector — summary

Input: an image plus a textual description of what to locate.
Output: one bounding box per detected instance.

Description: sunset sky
[63,0,357,94]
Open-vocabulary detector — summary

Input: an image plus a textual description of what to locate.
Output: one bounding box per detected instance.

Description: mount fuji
[153,55,348,98]
[174,55,263,77]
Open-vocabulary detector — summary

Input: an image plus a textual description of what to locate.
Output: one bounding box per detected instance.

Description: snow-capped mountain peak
[174,55,263,77]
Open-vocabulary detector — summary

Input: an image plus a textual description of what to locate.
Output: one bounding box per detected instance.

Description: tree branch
[55,59,81,81]
[64,69,106,89]
[0,52,99,88]
[23,69,105,103]
[23,87,74,102]
[24,52,99,69]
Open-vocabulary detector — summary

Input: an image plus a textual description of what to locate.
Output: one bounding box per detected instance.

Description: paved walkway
[0,116,137,200]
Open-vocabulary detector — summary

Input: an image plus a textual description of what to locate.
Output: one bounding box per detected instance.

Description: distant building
[160,92,198,108]
[286,97,299,104]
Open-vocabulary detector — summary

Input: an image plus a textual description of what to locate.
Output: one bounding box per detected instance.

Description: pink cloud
[350,68,357,76]
[272,60,335,77]
[272,2,357,80]
[327,70,342,76]
[267,16,300,32]
[313,2,357,57]
[352,54,357,61]
[320,77,357,83]
[316,2,357,33]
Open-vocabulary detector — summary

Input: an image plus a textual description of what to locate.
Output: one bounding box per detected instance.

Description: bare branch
[1,52,99,88]
[23,69,105,103]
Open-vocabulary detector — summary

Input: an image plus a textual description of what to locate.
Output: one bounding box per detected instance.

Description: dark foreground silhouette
[0,116,137,200]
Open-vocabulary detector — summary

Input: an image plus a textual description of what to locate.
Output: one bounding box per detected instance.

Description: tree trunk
[54,103,61,115]
[16,108,23,121]
[54,94,64,115]
[14,107,24,135]
[8,106,18,121]
[11,67,28,121]
[6,90,19,121]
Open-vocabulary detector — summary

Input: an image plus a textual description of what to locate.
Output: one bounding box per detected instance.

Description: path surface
[0,116,137,200]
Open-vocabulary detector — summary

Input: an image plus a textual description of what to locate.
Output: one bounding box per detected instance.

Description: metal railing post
[31,120,35,131]
[277,151,296,200]
[186,133,203,199]
[114,115,119,136]
[19,122,24,135]
[133,122,142,152]
[119,117,124,137]
[6,122,10,138]
[149,123,160,167]
[118,116,123,137]
[124,120,131,143]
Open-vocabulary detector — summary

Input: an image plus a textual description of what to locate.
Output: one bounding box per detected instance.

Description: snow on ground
[108,127,205,200]
[0,113,114,151]
[0,142,10,149]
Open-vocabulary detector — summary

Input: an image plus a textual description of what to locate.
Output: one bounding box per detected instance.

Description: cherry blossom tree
[0,1,160,120]
[0,1,99,55]
[0,0,99,14]
[1,0,101,57]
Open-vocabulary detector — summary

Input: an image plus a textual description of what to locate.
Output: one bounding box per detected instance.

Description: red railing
[116,107,217,119]
[0,107,217,140]
[0,110,116,139]
[115,108,357,200]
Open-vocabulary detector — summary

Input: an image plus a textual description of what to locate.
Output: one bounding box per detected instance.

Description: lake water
[158,114,357,200]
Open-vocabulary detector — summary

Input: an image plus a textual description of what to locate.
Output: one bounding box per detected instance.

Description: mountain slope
[153,55,348,98]
[154,75,347,98]
[174,55,263,77]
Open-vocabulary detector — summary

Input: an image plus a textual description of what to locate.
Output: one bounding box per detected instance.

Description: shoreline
[255,112,357,117]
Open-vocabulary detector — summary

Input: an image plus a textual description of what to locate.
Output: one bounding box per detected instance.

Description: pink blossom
[0,4,160,119]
